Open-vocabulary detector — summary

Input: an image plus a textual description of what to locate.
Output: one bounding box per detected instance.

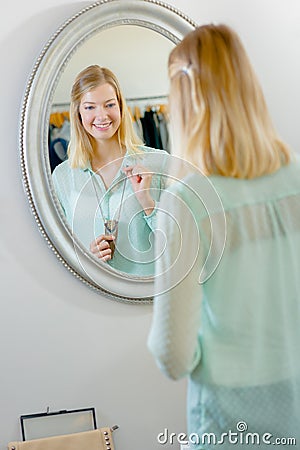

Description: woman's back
[148,22,300,449]
[149,157,300,447]
[183,158,300,445]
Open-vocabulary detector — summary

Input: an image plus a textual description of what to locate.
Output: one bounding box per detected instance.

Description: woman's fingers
[94,234,115,246]
[98,248,112,261]
[90,234,115,261]
[123,165,141,183]
[123,165,152,186]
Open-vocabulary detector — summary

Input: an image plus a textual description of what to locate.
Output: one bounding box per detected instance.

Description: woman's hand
[123,165,155,215]
[90,234,115,261]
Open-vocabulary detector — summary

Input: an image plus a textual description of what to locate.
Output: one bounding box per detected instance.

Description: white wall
[0,1,299,449]
[52,25,174,103]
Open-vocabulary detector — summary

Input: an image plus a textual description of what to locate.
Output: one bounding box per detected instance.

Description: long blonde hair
[168,24,291,179]
[68,65,143,168]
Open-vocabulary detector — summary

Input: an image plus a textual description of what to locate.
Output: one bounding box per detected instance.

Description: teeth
[94,123,111,128]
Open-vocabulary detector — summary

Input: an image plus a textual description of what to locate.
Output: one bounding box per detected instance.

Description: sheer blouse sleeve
[147,183,203,380]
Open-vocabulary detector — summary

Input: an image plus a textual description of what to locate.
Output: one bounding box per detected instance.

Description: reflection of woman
[52,65,166,276]
[148,24,300,446]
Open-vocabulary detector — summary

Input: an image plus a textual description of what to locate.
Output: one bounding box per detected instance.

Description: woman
[148,24,300,447]
[52,65,166,276]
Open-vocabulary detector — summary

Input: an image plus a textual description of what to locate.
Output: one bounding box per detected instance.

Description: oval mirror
[20,0,196,303]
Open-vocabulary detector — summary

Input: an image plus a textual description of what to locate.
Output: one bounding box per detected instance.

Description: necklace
[90,171,127,259]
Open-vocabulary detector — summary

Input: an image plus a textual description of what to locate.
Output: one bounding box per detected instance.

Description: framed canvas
[20,407,97,441]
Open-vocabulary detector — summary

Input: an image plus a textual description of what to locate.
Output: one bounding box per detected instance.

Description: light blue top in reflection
[52,146,167,276]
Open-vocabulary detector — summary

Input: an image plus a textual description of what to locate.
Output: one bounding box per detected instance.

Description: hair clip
[182,66,190,75]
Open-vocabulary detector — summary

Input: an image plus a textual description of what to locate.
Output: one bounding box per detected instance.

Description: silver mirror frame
[20,0,196,303]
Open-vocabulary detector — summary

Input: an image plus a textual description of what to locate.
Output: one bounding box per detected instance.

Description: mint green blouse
[148,156,300,447]
[52,146,167,276]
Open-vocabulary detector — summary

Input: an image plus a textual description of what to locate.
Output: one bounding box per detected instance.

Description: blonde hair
[68,65,143,168]
[168,24,291,179]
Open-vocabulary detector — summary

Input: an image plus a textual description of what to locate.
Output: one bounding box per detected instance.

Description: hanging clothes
[48,112,70,172]
[126,96,170,153]
[141,109,163,150]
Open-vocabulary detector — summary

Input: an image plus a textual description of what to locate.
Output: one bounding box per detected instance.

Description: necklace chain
[89,171,127,225]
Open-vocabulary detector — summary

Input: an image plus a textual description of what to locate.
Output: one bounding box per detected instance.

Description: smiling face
[79,83,121,145]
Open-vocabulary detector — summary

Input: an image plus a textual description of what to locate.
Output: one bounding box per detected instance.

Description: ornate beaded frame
[19,0,196,303]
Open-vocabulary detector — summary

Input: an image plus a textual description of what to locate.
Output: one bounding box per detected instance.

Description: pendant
[104,219,119,258]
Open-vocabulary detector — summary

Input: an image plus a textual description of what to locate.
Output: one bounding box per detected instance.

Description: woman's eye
[84,105,94,110]
[106,103,116,108]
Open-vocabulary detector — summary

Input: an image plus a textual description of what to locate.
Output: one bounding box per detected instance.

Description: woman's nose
[95,106,108,120]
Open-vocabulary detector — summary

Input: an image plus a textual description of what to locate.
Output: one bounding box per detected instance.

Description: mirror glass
[20,0,196,302]
[52,25,174,104]
[49,25,173,278]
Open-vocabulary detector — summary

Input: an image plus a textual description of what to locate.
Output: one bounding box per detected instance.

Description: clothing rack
[51,102,70,111]
[125,94,167,102]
